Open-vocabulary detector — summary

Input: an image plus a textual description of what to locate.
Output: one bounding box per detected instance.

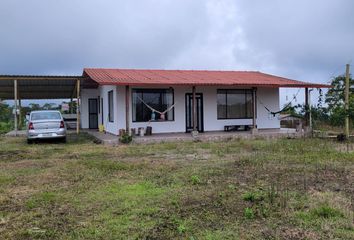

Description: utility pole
[309,89,313,130]
[345,64,350,139]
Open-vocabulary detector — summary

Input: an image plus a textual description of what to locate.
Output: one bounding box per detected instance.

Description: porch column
[251,87,258,134]
[252,87,257,129]
[192,86,197,132]
[304,87,309,128]
[14,79,18,136]
[76,79,80,134]
[125,85,130,133]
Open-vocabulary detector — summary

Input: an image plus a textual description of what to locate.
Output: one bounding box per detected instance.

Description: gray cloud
[1,0,354,104]
[0,0,208,74]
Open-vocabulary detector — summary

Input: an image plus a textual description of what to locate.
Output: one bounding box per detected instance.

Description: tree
[0,101,13,133]
[42,103,58,110]
[28,103,41,111]
[0,101,12,122]
[325,75,354,126]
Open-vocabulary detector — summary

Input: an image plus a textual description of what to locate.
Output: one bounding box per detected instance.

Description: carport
[0,75,97,136]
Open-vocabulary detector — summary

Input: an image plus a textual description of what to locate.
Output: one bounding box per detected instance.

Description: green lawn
[0,134,353,239]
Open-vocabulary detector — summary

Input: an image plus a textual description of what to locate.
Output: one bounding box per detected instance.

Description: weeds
[26,191,58,209]
[311,204,343,218]
[244,207,254,219]
[0,136,353,239]
[242,191,265,203]
[190,175,201,185]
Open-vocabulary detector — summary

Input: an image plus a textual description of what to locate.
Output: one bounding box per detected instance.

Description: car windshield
[31,112,61,120]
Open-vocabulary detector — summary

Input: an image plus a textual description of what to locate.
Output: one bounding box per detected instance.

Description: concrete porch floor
[84,128,298,146]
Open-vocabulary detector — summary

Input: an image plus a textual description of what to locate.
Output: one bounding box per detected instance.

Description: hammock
[257,88,302,117]
[137,96,176,120]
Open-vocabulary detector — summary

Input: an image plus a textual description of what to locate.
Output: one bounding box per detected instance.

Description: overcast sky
[1,0,354,105]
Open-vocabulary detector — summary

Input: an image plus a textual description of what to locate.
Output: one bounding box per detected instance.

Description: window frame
[108,90,114,122]
[132,88,175,123]
[217,89,254,120]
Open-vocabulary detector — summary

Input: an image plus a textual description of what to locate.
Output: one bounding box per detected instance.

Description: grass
[0,133,353,239]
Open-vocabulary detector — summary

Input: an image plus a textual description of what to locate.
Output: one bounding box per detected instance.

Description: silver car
[27,110,66,143]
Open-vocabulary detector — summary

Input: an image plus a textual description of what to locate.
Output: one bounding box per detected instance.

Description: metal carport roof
[0,75,97,100]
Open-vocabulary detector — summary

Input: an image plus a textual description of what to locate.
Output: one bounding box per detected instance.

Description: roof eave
[94,81,332,88]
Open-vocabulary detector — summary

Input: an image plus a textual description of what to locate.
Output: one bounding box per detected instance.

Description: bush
[177,224,186,234]
[242,191,264,203]
[311,204,343,218]
[244,207,254,219]
[0,122,12,134]
[119,133,132,144]
[190,175,201,185]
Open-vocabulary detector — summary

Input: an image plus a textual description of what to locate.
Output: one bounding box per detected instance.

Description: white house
[78,68,329,136]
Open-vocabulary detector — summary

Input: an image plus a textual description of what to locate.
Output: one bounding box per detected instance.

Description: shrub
[177,224,186,234]
[190,175,201,185]
[311,204,343,218]
[242,191,264,203]
[119,133,132,144]
[0,122,12,134]
[244,207,254,219]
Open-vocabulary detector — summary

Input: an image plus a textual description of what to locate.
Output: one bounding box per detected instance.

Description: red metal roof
[83,68,331,88]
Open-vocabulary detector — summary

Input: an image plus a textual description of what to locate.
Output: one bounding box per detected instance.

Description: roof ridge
[84,67,258,73]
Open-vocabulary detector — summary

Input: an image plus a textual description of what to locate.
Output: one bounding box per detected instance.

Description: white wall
[80,89,99,129]
[99,85,120,135]
[82,85,280,135]
[256,87,280,129]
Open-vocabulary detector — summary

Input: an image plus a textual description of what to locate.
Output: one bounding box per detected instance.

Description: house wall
[80,88,99,129]
[98,85,120,135]
[256,87,280,129]
[81,85,280,135]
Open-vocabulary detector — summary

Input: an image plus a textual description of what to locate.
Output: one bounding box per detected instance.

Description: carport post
[14,79,18,136]
[76,79,80,134]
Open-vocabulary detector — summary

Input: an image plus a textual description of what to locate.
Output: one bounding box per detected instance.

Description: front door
[185,93,204,132]
[88,98,98,129]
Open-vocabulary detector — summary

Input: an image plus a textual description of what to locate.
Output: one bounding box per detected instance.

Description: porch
[85,128,298,145]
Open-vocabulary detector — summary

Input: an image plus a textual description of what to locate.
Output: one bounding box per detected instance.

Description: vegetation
[280,74,354,133]
[0,135,353,239]
[325,75,354,126]
[0,102,13,133]
[119,132,133,144]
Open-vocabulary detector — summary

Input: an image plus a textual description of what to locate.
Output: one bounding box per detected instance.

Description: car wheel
[61,137,67,143]
[27,139,33,144]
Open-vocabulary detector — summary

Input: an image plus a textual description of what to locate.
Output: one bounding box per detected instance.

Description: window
[31,112,61,120]
[132,89,174,122]
[217,89,253,119]
[108,90,114,122]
